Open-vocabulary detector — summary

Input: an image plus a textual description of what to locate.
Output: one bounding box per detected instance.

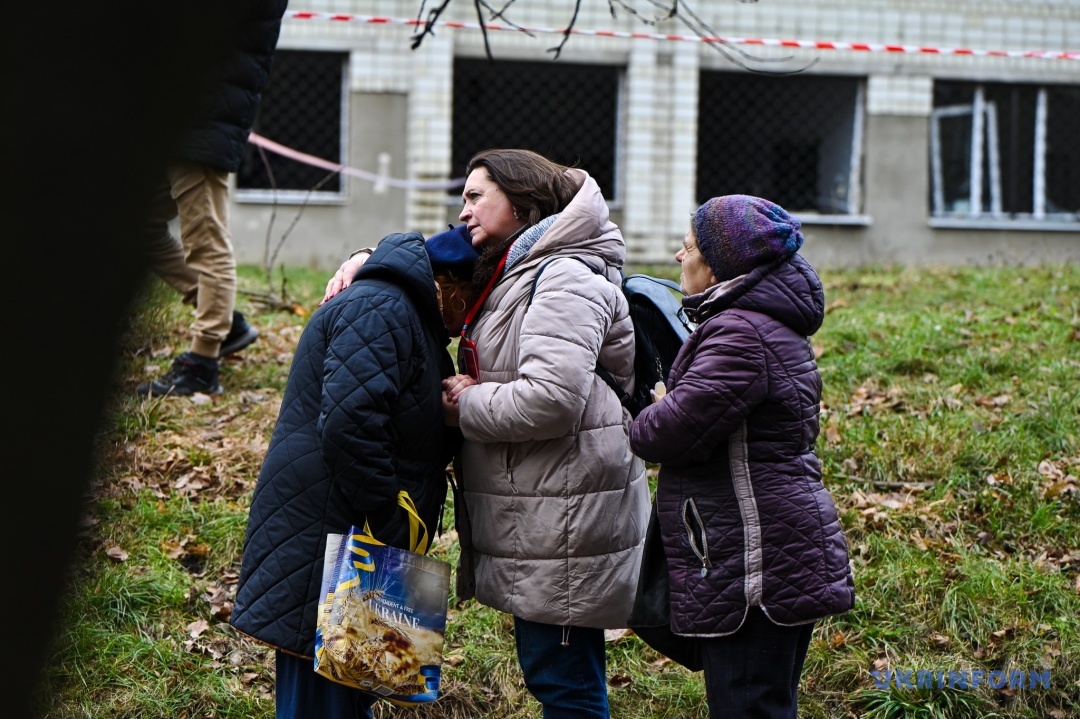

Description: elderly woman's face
[459,169,521,248]
[435,274,476,336]
[676,226,717,296]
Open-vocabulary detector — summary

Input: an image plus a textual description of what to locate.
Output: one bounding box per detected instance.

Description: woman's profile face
[676,226,717,296]
[459,169,521,248]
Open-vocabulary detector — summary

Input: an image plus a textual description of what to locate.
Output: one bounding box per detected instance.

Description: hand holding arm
[442,374,478,402]
[441,375,478,427]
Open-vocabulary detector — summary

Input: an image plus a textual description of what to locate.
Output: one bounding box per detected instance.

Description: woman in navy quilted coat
[629,195,855,719]
[230,229,478,719]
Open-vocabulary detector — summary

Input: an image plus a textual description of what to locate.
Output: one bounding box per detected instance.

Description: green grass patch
[37,263,1080,718]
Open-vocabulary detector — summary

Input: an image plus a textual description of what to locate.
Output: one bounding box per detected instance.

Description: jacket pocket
[681,498,713,578]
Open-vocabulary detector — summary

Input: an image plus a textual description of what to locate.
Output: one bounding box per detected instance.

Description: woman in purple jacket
[629,195,855,719]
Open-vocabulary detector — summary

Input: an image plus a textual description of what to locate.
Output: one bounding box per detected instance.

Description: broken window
[931,81,1080,221]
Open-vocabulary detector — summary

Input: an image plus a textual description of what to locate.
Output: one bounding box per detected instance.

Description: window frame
[929,81,1080,230]
[234,50,351,206]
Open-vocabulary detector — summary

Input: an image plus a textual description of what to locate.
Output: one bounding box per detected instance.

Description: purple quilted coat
[629,254,854,636]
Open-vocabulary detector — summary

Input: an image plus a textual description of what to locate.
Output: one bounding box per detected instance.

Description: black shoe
[137,352,222,397]
[220,310,259,356]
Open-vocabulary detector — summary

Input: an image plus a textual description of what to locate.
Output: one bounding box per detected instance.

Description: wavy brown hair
[466,149,581,292]
[466,149,580,226]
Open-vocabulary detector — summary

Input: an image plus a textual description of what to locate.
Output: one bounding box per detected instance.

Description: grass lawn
[36,261,1080,718]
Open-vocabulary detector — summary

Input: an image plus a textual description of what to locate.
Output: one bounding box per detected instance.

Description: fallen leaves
[1037,458,1080,500]
[187,618,210,640]
[848,381,907,415]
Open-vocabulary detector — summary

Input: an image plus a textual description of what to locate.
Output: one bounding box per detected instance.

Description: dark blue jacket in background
[231,232,460,658]
[180,0,288,172]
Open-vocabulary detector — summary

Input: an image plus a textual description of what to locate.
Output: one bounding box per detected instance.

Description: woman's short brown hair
[466,149,580,226]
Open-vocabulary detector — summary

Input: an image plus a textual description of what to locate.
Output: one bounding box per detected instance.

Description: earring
[514,210,521,220]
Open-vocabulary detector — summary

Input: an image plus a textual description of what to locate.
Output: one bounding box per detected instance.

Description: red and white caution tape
[248,132,466,190]
[285,11,1080,62]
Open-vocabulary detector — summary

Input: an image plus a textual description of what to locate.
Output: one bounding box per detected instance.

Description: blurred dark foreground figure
[2,4,274,716]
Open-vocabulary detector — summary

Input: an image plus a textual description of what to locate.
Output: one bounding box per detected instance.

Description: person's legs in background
[514,616,609,719]
[138,162,258,396]
[144,174,199,306]
[169,161,234,360]
[699,607,814,719]
[275,650,376,719]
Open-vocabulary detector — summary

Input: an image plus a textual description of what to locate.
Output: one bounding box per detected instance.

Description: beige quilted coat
[456,169,650,628]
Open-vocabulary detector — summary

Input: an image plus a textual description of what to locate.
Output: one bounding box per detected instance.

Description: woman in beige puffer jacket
[443,149,649,719]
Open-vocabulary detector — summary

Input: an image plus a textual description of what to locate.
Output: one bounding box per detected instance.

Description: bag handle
[360,490,430,554]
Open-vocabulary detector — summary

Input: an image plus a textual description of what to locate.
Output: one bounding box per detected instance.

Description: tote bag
[314,491,451,704]
[626,500,703,671]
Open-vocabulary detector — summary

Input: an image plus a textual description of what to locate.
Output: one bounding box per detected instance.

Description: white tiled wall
[867,75,933,116]
[268,0,1080,264]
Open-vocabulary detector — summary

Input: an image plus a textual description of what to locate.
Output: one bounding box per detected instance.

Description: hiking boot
[220,310,259,357]
[137,351,222,397]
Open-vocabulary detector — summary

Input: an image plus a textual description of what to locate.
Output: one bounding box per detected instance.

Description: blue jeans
[513,616,609,719]
[698,608,814,719]
[275,650,376,719]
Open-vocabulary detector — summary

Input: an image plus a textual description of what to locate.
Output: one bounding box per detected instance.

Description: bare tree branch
[607,0,677,26]
[547,0,582,60]
[668,0,817,74]
[255,143,341,307]
[410,0,454,51]
[410,0,815,74]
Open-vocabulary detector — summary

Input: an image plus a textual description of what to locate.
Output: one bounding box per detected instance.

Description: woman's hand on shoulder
[320,249,373,305]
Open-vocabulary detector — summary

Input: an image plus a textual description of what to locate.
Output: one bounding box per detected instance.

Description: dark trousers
[698,608,814,719]
[275,650,377,719]
[513,616,609,719]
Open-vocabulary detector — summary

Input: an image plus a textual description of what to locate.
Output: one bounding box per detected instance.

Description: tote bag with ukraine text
[314,491,451,705]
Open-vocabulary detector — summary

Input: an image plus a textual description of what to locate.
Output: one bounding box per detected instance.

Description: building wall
[229,0,1080,270]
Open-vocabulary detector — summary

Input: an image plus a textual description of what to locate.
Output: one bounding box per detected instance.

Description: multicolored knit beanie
[692,194,805,282]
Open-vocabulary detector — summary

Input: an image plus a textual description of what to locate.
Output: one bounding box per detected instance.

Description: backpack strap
[526,256,632,407]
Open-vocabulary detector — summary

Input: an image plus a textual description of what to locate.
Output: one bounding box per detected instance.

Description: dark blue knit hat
[692,195,805,282]
[426,224,480,279]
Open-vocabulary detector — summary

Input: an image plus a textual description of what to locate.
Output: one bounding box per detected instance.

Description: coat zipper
[681,498,713,577]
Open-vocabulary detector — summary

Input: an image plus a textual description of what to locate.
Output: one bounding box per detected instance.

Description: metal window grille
[451,58,620,200]
[697,72,863,215]
[931,80,1080,220]
[237,49,347,200]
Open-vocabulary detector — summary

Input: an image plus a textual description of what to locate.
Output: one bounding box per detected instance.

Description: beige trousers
[145,162,236,358]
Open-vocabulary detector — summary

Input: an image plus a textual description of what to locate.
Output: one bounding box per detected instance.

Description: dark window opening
[697,72,862,215]
[452,58,620,200]
[237,49,347,195]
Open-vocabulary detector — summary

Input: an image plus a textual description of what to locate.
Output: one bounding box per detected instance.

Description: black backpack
[527,257,696,417]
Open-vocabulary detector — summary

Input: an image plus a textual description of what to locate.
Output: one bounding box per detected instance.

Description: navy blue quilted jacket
[629,254,854,636]
[230,232,460,658]
[179,0,288,172]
